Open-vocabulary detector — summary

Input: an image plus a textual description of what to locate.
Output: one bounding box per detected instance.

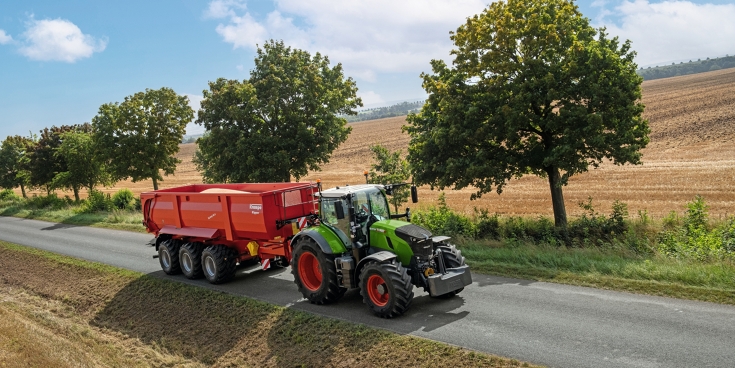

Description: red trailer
[141,182,319,283]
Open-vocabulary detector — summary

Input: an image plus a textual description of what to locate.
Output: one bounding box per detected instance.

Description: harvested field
[24,68,735,219]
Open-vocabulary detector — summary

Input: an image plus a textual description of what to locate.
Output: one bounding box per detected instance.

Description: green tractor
[290,183,472,318]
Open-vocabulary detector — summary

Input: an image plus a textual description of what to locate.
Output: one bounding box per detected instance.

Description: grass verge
[0,240,535,368]
[0,204,145,232]
[460,241,735,305]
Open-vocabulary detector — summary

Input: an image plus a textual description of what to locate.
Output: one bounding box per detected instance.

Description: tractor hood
[370,220,435,261]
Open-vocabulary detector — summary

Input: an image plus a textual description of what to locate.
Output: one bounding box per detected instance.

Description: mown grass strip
[460,242,735,305]
[0,240,536,368]
[0,204,146,232]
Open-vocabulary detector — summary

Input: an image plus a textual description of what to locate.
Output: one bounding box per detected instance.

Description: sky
[1,0,733,139]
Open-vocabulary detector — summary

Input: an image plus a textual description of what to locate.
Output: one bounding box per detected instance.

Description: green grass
[0,200,145,232]
[460,241,735,304]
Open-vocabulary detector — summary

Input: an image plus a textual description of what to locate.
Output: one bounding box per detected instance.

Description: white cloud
[358,91,385,107]
[0,30,12,44]
[205,0,248,19]
[597,1,735,66]
[208,0,489,80]
[19,18,107,63]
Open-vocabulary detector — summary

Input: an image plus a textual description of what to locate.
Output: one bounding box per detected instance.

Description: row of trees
[343,101,424,122]
[2,0,650,229]
[638,55,735,80]
[0,88,193,200]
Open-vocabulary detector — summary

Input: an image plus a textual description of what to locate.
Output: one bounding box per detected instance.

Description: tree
[405,0,649,227]
[53,129,111,201]
[194,40,361,183]
[27,125,89,195]
[93,87,193,190]
[0,135,34,198]
[368,145,411,213]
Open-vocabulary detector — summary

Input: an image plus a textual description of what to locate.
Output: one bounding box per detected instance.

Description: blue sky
[1,0,733,139]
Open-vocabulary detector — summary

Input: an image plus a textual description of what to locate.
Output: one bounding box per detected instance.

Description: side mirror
[411,185,418,203]
[335,201,345,219]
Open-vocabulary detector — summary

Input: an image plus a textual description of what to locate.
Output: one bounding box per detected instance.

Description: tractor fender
[291,231,334,255]
[355,251,398,284]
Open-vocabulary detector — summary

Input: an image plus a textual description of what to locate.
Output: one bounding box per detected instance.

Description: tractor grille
[395,224,433,259]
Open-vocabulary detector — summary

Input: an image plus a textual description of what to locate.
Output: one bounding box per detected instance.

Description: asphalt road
[1,216,734,368]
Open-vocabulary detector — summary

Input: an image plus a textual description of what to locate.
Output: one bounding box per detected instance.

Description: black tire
[359,260,414,318]
[158,239,181,275]
[179,242,204,279]
[433,244,466,298]
[202,245,238,284]
[291,237,344,304]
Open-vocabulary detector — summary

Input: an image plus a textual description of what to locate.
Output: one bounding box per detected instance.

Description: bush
[112,188,135,210]
[78,190,113,213]
[412,193,474,237]
[26,194,70,210]
[657,196,734,261]
[0,189,21,201]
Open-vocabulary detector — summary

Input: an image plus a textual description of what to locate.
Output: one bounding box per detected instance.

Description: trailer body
[141,182,319,264]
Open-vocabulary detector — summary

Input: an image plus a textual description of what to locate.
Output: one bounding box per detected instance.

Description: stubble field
[89,68,735,219]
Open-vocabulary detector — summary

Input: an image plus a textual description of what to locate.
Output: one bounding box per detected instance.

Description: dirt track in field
[31,68,735,219]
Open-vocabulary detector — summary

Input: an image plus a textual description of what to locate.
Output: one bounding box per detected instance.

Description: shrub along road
[1,216,734,368]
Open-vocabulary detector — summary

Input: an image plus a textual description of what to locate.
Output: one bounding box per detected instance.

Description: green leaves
[406,0,649,226]
[194,40,361,183]
[93,87,193,190]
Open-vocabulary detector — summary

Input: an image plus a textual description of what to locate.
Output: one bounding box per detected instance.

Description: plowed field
[51,68,735,219]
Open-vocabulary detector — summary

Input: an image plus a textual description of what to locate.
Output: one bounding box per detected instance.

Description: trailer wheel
[292,238,344,304]
[432,244,466,298]
[159,239,181,275]
[202,245,238,284]
[180,242,204,279]
[359,260,414,318]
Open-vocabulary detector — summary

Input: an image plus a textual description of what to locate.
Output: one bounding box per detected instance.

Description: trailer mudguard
[292,227,347,255]
[354,251,397,284]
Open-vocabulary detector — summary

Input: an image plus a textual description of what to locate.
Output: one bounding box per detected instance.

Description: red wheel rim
[367,274,389,307]
[298,252,322,291]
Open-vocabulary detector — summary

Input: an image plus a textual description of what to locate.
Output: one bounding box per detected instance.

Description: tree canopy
[0,135,34,198]
[194,40,361,183]
[53,129,111,201]
[27,124,90,195]
[93,87,193,190]
[405,0,649,227]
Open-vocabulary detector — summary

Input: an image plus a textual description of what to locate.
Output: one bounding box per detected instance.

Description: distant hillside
[638,55,735,81]
[343,101,424,122]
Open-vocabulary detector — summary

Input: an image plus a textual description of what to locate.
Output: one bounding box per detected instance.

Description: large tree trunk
[20,184,26,198]
[73,186,80,202]
[152,177,159,191]
[545,166,568,227]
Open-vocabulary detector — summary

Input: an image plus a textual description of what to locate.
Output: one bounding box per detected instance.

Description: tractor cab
[318,184,393,248]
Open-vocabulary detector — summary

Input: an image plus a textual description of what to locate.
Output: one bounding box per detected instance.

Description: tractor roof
[319,184,383,198]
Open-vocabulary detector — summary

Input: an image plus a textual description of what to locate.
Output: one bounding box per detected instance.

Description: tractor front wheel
[359,260,414,318]
[292,238,344,304]
[202,245,238,284]
[158,239,181,275]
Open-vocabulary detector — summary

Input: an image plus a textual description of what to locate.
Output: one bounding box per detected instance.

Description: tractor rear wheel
[359,260,414,318]
[158,239,181,275]
[180,242,204,279]
[432,244,466,298]
[292,238,344,304]
[202,245,238,284]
